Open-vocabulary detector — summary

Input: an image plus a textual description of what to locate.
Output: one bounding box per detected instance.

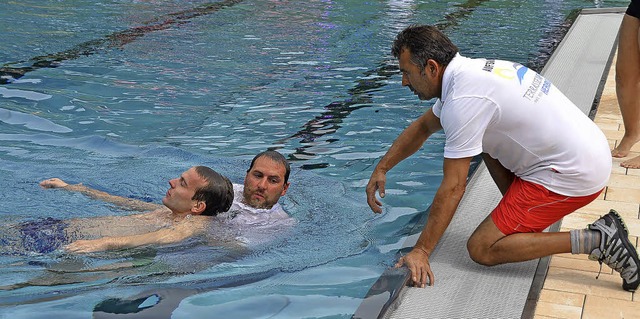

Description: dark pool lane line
[279,0,493,168]
[1,0,491,166]
[284,0,574,169]
[0,0,244,85]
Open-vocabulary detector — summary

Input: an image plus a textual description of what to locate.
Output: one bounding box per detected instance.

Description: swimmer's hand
[64,238,112,254]
[40,178,69,189]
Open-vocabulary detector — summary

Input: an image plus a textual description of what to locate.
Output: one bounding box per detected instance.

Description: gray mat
[543,8,624,114]
[388,164,536,319]
[382,8,623,319]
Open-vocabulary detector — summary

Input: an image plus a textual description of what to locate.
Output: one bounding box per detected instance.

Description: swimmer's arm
[40,178,162,212]
[64,222,201,253]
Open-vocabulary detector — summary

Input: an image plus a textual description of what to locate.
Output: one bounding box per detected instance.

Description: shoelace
[595,261,603,280]
[595,245,634,281]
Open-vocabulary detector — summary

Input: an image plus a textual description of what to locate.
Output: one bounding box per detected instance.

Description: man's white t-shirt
[431,54,611,196]
[217,184,294,245]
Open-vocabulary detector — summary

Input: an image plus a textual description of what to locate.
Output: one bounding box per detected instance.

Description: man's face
[162,167,208,214]
[398,48,440,101]
[243,157,289,209]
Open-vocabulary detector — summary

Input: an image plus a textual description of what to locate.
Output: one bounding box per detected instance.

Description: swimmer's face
[398,48,441,101]
[163,167,208,214]
[243,156,289,209]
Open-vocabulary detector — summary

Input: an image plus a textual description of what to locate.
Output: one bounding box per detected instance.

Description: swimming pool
[0,0,628,318]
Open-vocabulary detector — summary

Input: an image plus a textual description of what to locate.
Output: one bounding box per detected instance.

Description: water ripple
[0,108,71,133]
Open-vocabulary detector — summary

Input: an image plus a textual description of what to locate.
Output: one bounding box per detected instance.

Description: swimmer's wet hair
[192,166,234,216]
[247,150,290,184]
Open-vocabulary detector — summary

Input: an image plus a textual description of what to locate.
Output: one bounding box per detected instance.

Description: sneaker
[588,209,640,292]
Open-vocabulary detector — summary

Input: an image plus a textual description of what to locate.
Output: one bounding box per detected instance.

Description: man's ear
[426,59,439,76]
[191,201,206,215]
[280,182,290,196]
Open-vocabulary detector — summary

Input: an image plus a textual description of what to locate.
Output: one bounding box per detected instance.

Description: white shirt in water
[217,184,295,245]
[432,54,611,197]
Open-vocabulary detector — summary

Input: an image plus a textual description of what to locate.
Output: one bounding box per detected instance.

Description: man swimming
[34,150,293,253]
[39,165,234,253]
[0,151,294,291]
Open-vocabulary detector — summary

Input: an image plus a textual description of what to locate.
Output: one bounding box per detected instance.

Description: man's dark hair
[192,166,234,216]
[391,24,459,71]
[247,150,290,184]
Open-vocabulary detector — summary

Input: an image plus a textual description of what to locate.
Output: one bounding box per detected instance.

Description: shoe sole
[608,210,640,292]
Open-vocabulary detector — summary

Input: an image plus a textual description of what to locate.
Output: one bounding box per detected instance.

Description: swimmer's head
[192,166,234,216]
[248,150,290,184]
[243,150,290,209]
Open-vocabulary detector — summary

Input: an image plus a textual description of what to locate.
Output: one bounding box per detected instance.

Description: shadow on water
[434,0,490,30]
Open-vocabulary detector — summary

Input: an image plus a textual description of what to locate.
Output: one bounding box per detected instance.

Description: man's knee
[466,237,500,266]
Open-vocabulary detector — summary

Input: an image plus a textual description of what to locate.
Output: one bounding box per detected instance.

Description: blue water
[0,0,628,318]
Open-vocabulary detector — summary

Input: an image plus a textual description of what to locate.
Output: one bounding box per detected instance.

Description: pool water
[0,0,628,318]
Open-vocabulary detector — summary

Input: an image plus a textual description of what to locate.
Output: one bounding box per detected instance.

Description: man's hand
[64,238,111,254]
[40,178,69,189]
[365,169,387,214]
[395,248,434,288]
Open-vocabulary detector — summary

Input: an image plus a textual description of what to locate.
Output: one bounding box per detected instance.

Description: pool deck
[532,37,640,319]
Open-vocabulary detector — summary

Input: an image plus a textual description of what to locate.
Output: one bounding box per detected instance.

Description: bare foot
[621,155,640,169]
[612,136,640,158]
[612,148,629,158]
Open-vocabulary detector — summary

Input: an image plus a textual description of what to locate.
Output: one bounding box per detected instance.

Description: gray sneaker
[588,209,640,292]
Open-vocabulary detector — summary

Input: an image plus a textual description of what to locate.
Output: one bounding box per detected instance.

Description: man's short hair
[391,24,459,71]
[247,150,290,184]
[192,166,234,216]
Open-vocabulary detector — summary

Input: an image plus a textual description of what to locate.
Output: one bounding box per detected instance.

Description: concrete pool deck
[354,7,639,319]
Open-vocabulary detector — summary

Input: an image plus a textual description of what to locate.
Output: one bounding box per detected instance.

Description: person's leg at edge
[612,14,640,163]
[467,215,573,266]
[466,175,604,266]
[469,157,576,264]
[466,176,639,291]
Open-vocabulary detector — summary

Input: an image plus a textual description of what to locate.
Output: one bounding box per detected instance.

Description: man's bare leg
[612,14,640,158]
[471,155,572,264]
[467,215,571,266]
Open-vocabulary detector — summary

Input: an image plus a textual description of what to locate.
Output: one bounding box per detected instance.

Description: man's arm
[64,218,205,253]
[396,156,471,287]
[40,178,162,212]
[366,108,443,213]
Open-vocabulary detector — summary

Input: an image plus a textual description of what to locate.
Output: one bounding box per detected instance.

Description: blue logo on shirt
[515,63,528,84]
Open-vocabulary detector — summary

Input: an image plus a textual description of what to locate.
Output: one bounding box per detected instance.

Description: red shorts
[491,177,602,235]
